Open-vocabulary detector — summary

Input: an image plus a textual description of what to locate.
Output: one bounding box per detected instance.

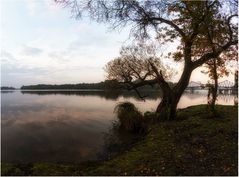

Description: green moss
[1,163,24,176]
[2,105,237,176]
[31,163,72,176]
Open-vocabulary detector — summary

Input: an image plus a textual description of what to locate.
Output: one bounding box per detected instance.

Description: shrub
[114,102,146,133]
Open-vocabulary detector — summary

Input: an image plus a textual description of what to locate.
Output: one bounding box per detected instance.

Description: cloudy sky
[1,0,236,88]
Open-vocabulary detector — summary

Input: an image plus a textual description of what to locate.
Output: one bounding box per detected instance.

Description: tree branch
[226,14,238,41]
[150,17,185,38]
[124,79,158,101]
[126,79,158,89]
[192,40,238,68]
[148,60,166,83]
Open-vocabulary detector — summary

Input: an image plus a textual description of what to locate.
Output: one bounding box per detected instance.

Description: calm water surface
[1,90,237,163]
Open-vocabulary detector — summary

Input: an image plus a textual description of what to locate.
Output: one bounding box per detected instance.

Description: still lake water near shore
[1,90,237,164]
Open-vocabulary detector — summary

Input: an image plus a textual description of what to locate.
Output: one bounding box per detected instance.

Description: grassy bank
[2,105,238,176]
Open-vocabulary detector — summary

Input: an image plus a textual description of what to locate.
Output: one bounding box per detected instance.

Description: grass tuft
[114,101,146,132]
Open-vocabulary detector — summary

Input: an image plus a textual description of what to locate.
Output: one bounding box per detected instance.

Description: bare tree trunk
[210,58,218,112]
[156,91,174,119]
[156,80,173,119]
[156,62,193,120]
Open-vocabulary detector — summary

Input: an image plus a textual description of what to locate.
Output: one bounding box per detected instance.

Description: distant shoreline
[1,80,172,91]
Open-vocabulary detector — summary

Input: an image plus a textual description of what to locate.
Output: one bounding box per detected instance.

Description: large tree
[56,0,238,119]
[203,57,229,112]
[104,42,174,100]
[203,44,237,112]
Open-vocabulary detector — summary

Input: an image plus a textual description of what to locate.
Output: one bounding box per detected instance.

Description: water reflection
[1,90,14,93]
[1,90,237,164]
[2,119,106,163]
[181,90,238,106]
[20,90,161,101]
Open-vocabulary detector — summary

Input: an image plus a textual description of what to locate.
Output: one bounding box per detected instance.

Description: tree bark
[209,58,218,112]
[156,87,173,119]
[156,62,193,120]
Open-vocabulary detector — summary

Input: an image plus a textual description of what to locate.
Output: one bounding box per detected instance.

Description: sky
[0,0,237,88]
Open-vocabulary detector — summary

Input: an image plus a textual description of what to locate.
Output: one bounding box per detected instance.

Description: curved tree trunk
[156,90,173,119]
[156,62,193,120]
[156,79,173,119]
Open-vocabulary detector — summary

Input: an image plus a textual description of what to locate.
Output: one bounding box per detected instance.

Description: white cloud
[1,50,17,63]
[25,0,38,16]
[21,45,43,56]
[43,1,63,16]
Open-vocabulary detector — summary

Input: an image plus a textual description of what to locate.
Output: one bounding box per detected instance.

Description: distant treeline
[21,80,175,90]
[21,80,123,90]
[1,86,15,90]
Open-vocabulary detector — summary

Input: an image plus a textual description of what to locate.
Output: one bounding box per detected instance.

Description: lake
[1,90,237,164]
